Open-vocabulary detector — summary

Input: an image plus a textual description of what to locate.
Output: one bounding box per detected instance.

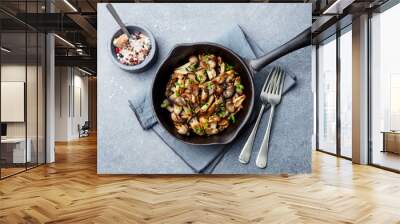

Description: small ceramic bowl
[109,25,157,73]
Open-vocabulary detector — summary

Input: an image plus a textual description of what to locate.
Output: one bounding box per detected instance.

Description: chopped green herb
[203,121,209,129]
[161,100,169,108]
[194,127,204,134]
[217,109,227,117]
[228,114,236,123]
[196,74,204,82]
[175,92,180,97]
[235,84,244,92]
[204,54,211,61]
[225,63,234,71]
[188,63,198,71]
[175,81,183,88]
[201,103,209,111]
[207,82,214,90]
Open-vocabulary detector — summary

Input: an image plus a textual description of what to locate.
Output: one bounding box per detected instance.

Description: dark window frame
[315,24,353,161]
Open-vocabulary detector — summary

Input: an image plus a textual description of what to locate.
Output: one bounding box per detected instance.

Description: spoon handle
[106,3,131,37]
[239,104,265,164]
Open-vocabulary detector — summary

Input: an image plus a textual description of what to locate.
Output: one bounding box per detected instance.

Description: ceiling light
[54,34,75,48]
[63,0,78,12]
[1,47,11,53]
[78,67,93,76]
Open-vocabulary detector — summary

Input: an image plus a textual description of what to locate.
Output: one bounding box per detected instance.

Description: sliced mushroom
[200,89,208,103]
[225,73,235,83]
[219,62,225,75]
[200,95,215,113]
[190,117,205,136]
[214,73,226,84]
[223,84,235,98]
[208,59,217,69]
[173,104,182,115]
[167,106,174,113]
[187,73,197,83]
[176,124,189,135]
[184,79,191,89]
[234,76,241,86]
[168,93,177,102]
[175,62,192,74]
[171,113,182,123]
[217,56,222,65]
[207,82,215,95]
[199,116,208,124]
[207,101,217,115]
[206,69,217,80]
[233,95,246,108]
[207,95,215,107]
[189,55,198,64]
[225,100,235,113]
[208,96,222,115]
[181,106,192,120]
[189,117,200,129]
[208,115,221,123]
[226,70,235,76]
[218,119,229,130]
[166,79,175,92]
[215,85,224,95]
[175,96,186,106]
[195,69,207,83]
[205,122,218,135]
[187,84,199,97]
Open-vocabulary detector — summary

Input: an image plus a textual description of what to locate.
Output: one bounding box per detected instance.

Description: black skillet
[151,28,311,145]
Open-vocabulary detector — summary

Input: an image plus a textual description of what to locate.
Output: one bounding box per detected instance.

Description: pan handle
[248,27,311,72]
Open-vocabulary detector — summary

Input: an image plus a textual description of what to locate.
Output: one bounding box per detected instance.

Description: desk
[382,131,400,154]
[1,138,31,163]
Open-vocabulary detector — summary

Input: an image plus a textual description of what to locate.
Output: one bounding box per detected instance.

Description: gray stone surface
[97,3,312,174]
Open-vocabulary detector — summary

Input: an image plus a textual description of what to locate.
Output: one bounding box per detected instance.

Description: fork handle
[239,105,265,164]
[256,105,276,168]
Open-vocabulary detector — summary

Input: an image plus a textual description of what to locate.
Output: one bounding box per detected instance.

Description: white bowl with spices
[109,25,157,72]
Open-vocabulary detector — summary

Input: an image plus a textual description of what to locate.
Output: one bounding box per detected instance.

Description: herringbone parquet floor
[1,134,400,224]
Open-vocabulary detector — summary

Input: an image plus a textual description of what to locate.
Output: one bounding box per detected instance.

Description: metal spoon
[106,3,131,38]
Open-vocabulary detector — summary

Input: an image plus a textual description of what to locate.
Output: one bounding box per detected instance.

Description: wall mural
[97,3,312,174]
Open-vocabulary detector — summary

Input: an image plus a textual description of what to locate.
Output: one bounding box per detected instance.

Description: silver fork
[238,67,280,164]
[256,67,285,168]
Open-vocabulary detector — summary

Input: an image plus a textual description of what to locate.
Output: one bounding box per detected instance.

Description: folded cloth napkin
[129,25,296,173]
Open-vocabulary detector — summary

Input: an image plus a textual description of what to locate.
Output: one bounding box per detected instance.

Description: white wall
[55,67,89,141]
[1,63,46,164]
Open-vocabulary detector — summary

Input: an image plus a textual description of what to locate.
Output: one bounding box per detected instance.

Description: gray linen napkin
[129,25,296,173]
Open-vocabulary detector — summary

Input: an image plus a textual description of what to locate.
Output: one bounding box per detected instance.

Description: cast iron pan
[151,28,311,145]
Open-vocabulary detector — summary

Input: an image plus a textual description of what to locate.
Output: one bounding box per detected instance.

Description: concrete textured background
[97,3,312,174]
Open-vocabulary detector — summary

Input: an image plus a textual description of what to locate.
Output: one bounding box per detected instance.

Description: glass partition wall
[370,2,400,171]
[316,26,353,159]
[317,35,337,155]
[0,1,46,179]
